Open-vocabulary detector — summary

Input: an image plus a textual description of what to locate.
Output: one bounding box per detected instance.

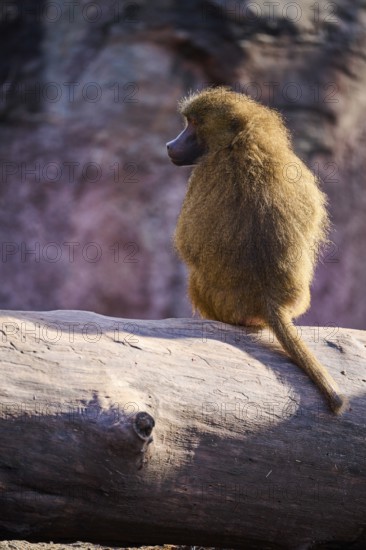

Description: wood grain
[0,311,365,549]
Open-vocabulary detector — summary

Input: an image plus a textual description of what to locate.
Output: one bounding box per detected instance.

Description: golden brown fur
[172,87,347,414]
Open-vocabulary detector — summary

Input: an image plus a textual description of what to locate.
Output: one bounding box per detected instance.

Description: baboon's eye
[230,119,240,131]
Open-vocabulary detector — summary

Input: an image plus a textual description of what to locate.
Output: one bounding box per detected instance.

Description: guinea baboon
[167,86,347,414]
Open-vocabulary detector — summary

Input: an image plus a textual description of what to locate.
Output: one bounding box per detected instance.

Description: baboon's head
[166,87,287,166]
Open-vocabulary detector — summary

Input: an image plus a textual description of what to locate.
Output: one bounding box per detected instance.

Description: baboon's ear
[230,130,247,148]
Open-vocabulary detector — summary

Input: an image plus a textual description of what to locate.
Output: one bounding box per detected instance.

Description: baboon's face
[167,102,241,166]
[166,118,205,166]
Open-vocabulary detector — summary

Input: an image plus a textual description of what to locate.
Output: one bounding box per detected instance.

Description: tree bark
[0,310,365,550]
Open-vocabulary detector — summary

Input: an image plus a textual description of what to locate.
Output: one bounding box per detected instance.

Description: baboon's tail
[268,308,348,414]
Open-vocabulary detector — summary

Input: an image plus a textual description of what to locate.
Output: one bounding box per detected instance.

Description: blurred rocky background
[0,0,365,329]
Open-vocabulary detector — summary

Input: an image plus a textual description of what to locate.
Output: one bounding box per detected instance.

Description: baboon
[167,87,347,414]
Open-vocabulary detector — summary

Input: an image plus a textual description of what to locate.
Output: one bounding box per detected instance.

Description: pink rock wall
[0,1,365,328]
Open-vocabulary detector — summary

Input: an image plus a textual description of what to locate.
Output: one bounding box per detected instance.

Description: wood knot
[133,411,155,441]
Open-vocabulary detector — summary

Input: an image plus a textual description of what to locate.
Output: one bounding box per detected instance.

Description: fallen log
[0,310,365,550]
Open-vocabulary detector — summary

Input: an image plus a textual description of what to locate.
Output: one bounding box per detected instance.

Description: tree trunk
[0,310,365,550]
